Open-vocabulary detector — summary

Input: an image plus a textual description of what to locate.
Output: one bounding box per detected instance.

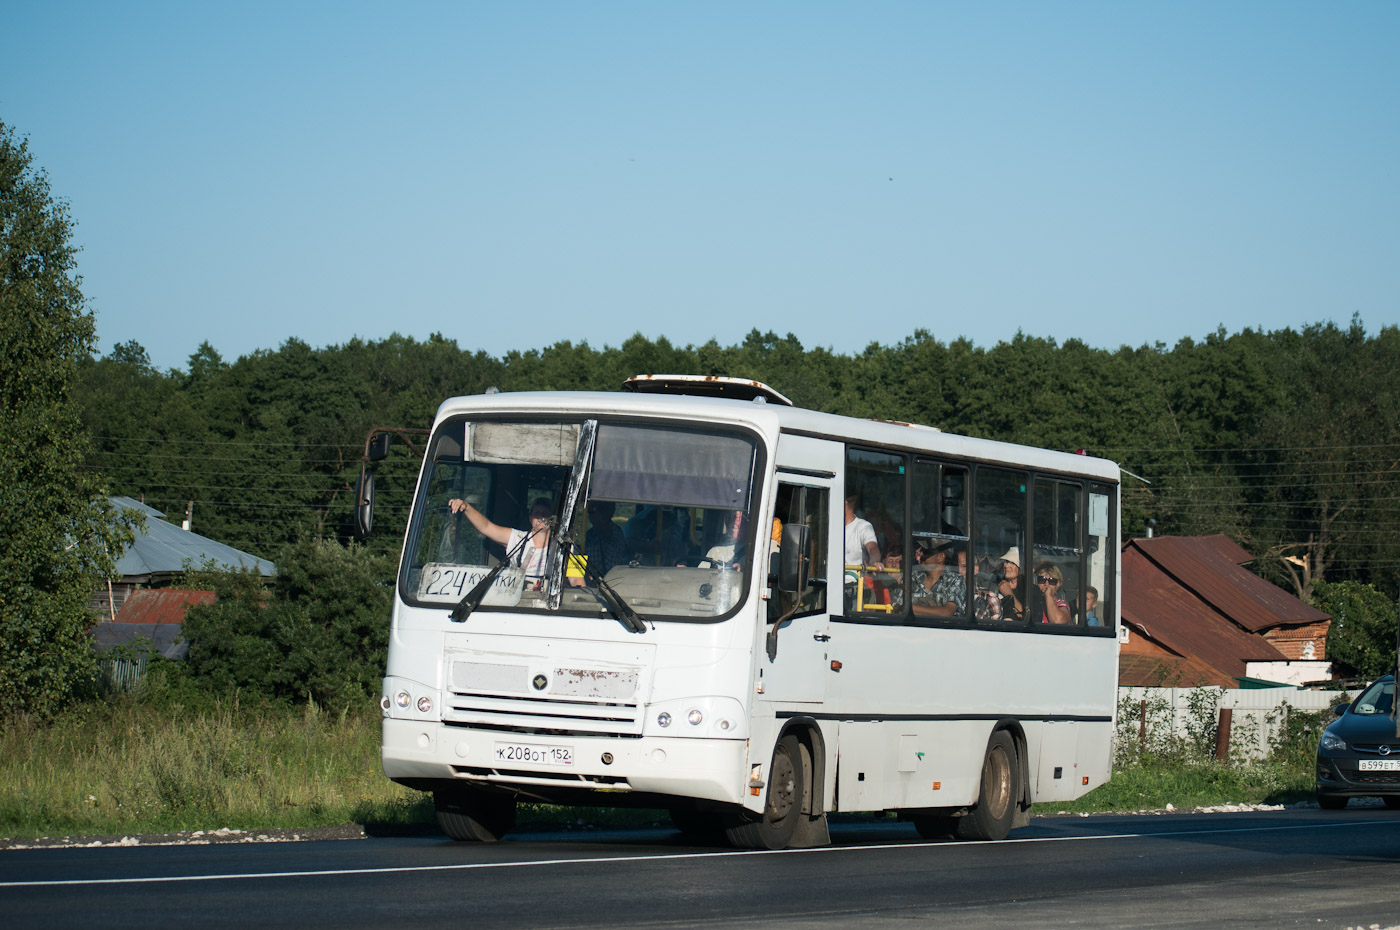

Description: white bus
[369,375,1120,849]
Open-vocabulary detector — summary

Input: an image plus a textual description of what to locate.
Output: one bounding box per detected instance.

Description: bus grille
[443,658,644,736]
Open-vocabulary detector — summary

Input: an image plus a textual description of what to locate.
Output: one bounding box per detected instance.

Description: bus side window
[1032,479,1082,626]
[1086,486,1114,630]
[973,467,1029,624]
[771,483,828,620]
[845,448,905,617]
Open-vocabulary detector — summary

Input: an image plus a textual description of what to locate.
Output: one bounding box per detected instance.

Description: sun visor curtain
[467,423,581,465]
[591,424,756,509]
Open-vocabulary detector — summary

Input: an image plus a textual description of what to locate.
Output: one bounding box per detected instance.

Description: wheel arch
[992,719,1032,812]
[778,715,827,817]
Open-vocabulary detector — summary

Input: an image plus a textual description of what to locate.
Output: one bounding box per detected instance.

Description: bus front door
[759,439,838,704]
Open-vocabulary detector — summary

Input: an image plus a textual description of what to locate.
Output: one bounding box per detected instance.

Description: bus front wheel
[726,734,804,850]
[434,788,517,842]
[956,730,1019,841]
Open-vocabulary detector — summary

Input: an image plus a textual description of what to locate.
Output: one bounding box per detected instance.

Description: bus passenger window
[973,467,1028,624]
[1086,486,1115,630]
[1032,479,1082,625]
[910,460,969,619]
[845,448,905,617]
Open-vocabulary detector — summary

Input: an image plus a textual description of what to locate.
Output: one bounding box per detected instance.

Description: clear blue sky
[4,1,1397,371]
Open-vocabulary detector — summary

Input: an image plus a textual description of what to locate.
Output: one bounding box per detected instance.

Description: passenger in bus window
[881,544,905,609]
[1084,586,1101,626]
[1034,562,1072,624]
[702,510,745,569]
[844,495,882,569]
[997,547,1024,621]
[570,500,627,585]
[911,541,965,617]
[973,558,1002,621]
[448,497,553,586]
[625,506,691,565]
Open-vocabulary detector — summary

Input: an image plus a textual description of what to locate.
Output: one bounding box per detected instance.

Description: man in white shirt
[844,495,881,568]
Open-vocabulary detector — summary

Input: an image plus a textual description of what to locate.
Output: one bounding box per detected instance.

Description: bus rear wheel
[434,788,517,842]
[726,734,803,850]
[956,730,1019,841]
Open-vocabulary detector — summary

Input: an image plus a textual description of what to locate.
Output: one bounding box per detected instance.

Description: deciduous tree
[0,120,128,715]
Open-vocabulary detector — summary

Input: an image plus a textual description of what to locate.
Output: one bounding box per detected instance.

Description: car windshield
[1350,679,1395,716]
[400,417,762,621]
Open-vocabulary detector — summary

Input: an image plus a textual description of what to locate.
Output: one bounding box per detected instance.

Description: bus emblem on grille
[532,674,548,691]
[1382,745,1392,756]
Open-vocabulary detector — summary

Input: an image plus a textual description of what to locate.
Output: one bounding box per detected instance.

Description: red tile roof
[111,589,215,625]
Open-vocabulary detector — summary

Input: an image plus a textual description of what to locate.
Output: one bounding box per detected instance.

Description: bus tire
[434,788,517,842]
[726,734,803,850]
[956,730,1018,841]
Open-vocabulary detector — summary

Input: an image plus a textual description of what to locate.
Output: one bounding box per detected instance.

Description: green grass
[1033,758,1315,815]
[0,679,1322,841]
[0,689,424,840]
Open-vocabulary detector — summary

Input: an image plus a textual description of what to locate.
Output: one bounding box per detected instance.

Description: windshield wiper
[449,522,551,623]
[561,533,647,634]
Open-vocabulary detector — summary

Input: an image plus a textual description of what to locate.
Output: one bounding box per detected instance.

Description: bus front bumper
[382,717,749,806]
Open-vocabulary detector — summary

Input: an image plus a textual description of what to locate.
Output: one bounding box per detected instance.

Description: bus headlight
[644,697,745,738]
[395,690,411,709]
[417,696,433,714]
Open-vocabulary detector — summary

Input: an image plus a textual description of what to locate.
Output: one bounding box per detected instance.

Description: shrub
[182,540,393,707]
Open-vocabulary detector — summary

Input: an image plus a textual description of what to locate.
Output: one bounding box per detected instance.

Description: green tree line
[76,323,1400,605]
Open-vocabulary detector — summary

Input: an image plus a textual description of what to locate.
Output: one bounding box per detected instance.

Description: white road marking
[1,818,1391,889]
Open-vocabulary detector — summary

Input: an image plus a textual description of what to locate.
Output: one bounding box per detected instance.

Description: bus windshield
[400,417,762,621]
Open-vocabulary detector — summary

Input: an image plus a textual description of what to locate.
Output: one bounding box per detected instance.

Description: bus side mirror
[778,523,810,593]
[367,432,392,462]
[353,467,375,538]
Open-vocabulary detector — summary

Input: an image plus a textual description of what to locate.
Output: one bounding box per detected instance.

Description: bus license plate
[494,741,573,767]
[1358,759,1400,771]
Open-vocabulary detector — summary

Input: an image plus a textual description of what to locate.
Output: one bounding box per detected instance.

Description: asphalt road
[3,809,1400,929]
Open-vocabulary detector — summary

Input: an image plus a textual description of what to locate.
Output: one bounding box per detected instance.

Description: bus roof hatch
[622,374,793,406]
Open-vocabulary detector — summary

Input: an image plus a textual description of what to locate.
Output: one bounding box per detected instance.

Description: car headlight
[1319,732,1347,752]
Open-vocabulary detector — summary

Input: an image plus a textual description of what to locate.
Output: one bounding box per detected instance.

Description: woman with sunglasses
[1033,562,1072,624]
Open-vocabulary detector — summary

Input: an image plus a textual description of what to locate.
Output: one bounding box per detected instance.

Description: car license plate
[1358,759,1400,771]
[494,741,573,767]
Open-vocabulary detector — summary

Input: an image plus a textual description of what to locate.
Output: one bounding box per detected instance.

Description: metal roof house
[92,498,276,660]
[108,497,276,586]
[1119,534,1332,688]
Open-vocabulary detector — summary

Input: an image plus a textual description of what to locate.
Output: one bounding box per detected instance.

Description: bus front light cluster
[382,679,439,719]
[644,697,746,738]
